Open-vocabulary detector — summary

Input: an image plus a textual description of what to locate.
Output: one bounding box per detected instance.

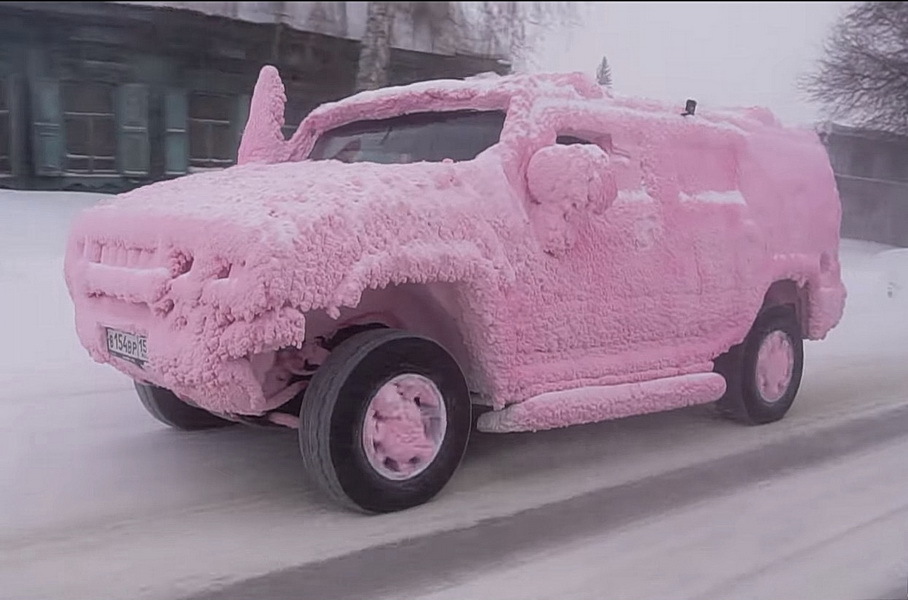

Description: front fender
[326,235,516,318]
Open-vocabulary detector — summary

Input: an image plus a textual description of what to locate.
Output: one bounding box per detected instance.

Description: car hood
[66,156,517,325]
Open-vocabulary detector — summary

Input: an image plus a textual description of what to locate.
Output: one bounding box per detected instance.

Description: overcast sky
[532,2,850,126]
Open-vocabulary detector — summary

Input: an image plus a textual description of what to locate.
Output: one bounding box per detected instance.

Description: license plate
[106,328,148,366]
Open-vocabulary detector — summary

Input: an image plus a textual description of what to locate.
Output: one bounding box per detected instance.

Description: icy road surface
[1,190,907,600]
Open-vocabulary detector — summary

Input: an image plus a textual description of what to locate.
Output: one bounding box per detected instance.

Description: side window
[556,134,590,146]
[556,132,614,153]
[554,128,640,194]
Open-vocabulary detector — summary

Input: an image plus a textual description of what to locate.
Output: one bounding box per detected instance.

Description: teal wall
[0,2,507,193]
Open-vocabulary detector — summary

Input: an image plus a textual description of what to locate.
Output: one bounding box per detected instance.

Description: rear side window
[556,133,614,153]
[556,134,592,146]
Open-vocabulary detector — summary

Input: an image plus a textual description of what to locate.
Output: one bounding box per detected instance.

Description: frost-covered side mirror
[526,143,617,255]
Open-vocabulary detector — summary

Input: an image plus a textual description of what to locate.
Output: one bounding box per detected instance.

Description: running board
[476,372,726,433]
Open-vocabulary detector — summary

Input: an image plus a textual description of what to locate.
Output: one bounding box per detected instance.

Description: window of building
[62,81,117,174]
[281,98,301,141]
[280,97,321,141]
[0,79,11,175]
[188,93,234,170]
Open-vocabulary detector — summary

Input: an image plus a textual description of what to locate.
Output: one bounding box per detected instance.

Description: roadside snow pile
[836,239,896,304]
[871,248,908,300]
[810,238,908,362]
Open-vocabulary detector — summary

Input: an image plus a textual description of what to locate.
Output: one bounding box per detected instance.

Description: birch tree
[354,1,584,91]
[355,1,395,92]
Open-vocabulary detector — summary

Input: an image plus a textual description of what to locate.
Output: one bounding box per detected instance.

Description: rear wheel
[134,381,235,430]
[714,304,804,425]
[299,328,472,513]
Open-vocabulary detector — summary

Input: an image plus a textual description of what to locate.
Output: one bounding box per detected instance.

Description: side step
[476,372,726,433]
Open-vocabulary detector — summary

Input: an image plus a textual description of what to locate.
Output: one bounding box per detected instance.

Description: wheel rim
[755,330,795,403]
[361,374,447,481]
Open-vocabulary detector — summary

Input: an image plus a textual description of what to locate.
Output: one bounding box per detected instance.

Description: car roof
[282,72,783,160]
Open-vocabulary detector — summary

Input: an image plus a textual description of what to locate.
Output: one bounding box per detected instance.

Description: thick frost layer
[478,373,727,433]
[64,67,846,420]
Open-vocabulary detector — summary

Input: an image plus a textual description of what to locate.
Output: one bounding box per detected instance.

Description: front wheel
[299,329,472,513]
[714,304,804,425]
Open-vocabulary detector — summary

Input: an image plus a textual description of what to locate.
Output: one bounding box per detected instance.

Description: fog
[533,1,851,126]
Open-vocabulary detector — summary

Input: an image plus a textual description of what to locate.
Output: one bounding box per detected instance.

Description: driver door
[504,104,704,393]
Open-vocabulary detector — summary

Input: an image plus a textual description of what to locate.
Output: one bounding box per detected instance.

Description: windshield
[308,109,506,164]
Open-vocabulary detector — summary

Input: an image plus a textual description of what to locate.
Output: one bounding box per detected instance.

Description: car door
[663,124,768,355]
[503,103,710,396]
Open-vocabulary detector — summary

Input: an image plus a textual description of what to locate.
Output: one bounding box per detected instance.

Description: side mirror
[526,143,617,255]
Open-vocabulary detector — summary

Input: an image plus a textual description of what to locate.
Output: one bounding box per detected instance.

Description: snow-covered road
[2,190,907,600]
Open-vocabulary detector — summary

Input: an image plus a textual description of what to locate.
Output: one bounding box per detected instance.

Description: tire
[299,328,471,513]
[714,304,804,425]
[134,381,235,431]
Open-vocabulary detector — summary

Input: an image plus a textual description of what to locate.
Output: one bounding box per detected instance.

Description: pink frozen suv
[64,66,846,513]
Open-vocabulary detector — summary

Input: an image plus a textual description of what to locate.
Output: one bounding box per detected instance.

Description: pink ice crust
[477,372,726,433]
[63,66,846,425]
[362,374,446,479]
[755,331,795,402]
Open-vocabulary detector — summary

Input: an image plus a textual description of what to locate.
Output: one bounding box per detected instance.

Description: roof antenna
[682,99,697,117]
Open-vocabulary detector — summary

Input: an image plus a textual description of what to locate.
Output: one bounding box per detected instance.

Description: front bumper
[64,224,305,416]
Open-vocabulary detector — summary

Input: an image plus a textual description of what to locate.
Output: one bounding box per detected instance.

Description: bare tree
[596,55,612,87]
[486,1,584,73]
[804,2,908,134]
[354,1,582,91]
[355,1,395,92]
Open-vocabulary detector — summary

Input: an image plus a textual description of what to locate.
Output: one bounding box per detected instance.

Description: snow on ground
[2,190,908,600]
[0,190,126,400]
[404,437,908,600]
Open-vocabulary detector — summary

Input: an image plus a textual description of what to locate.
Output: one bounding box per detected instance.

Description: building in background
[0,1,511,192]
[819,123,908,247]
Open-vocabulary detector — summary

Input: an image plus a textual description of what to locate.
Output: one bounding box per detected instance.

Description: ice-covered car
[64,66,846,513]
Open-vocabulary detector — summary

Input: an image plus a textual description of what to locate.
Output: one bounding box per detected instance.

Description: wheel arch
[762,279,809,337]
[310,281,487,393]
